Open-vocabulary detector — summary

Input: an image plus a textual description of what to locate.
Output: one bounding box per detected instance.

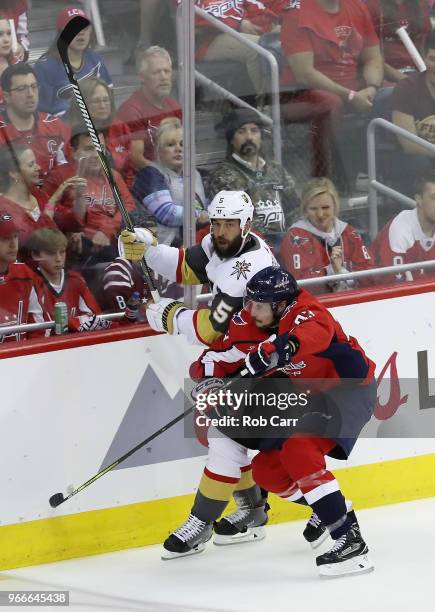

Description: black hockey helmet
[244,266,299,309]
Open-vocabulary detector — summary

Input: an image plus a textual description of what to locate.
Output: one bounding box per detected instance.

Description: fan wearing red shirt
[43,129,136,265]
[116,46,181,171]
[0,144,59,261]
[363,0,431,83]
[0,63,69,177]
[370,171,435,283]
[66,77,134,188]
[280,0,383,176]
[0,210,46,342]
[28,227,115,334]
[194,0,285,96]
[280,177,372,293]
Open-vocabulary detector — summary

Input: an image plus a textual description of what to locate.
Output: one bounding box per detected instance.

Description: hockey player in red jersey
[370,172,435,282]
[166,266,375,577]
[28,227,111,333]
[0,210,46,342]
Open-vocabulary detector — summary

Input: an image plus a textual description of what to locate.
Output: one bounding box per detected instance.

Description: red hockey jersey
[35,269,101,320]
[195,0,285,59]
[280,219,373,293]
[0,192,57,257]
[191,288,375,389]
[370,209,435,282]
[0,112,69,177]
[0,261,46,342]
[43,163,136,241]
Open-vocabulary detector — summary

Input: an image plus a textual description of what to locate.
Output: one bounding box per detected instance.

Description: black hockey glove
[273,333,300,368]
[245,343,272,376]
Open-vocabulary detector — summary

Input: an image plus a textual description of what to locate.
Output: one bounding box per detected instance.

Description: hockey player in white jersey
[119,190,276,344]
[119,191,277,558]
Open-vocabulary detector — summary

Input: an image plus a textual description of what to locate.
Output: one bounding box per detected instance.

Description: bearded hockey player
[180,266,376,577]
[118,190,277,344]
[118,190,277,552]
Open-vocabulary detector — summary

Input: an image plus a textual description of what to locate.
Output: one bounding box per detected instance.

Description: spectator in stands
[101,256,148,314]
[0,0,29,61]
[370,171,435,281]
[43,128,136,266]
[117,46,182,170]
[27,227,115,333]
[133,117,208,246]
[0,17,22,107]
[66,77,134,187]
[0,144,61,258]
[364,0,431,83]
[391,31,435,197]
[280,177,372,293]
[280,0,383,177]
[0,63,70,178]
[34,6,113,117]
[208,108,299,250]
[0,210,46,342]
[195,0,284,101]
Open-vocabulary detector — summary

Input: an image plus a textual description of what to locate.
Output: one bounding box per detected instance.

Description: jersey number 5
[212,299,233,325]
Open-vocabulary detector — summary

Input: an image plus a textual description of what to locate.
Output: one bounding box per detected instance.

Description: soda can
[54,302,68,335]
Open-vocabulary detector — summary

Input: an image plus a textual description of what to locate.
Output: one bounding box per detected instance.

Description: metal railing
[83,0,106,47]
[194,70,273,129]
[186,6,282,163]
[367,117,435,238]
[0,312,125,337]
[196,259,435,303]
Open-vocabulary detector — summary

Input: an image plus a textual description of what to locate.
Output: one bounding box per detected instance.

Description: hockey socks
[191,467,240,524]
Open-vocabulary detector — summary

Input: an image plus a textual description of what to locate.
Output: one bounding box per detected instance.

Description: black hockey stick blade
[56,16,160,302]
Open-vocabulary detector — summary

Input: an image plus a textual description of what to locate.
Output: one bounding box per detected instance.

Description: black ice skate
[161,514,213,560]
[303,511,329,549]
[303,505,359,549]
[213,501,270,546]
[315,524,374,578]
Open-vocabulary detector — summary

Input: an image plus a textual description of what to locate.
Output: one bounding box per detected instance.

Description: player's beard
[212,232,244,258]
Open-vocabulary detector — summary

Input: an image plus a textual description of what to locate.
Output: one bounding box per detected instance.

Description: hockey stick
[57,16,159,302]
[49,367,250,508]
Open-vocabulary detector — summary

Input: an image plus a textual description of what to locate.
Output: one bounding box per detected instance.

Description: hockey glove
[118,227,157,261]
[146,297,186,334]
[245,341,273,376]
[273,332,300,368]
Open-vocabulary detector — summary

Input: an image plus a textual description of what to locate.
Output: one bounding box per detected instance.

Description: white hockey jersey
[145,232,276,344]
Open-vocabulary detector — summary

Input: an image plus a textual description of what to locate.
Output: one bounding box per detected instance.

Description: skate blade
[310,529,330,550]
[161,542,207,561]
[213,526,266,546]
[318,554,374,578]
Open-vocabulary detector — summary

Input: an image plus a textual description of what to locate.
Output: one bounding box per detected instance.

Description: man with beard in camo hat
[209,108,299,250]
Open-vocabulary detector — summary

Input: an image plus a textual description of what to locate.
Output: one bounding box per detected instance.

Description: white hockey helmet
[208,190,254,238]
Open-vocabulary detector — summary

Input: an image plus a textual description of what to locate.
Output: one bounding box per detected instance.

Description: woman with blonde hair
[0,17,21,107]
[66,77,133,187]
[132,117,208,246]
[280,177,372,292]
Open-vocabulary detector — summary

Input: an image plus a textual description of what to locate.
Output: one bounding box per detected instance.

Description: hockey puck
[49,493,65,508]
